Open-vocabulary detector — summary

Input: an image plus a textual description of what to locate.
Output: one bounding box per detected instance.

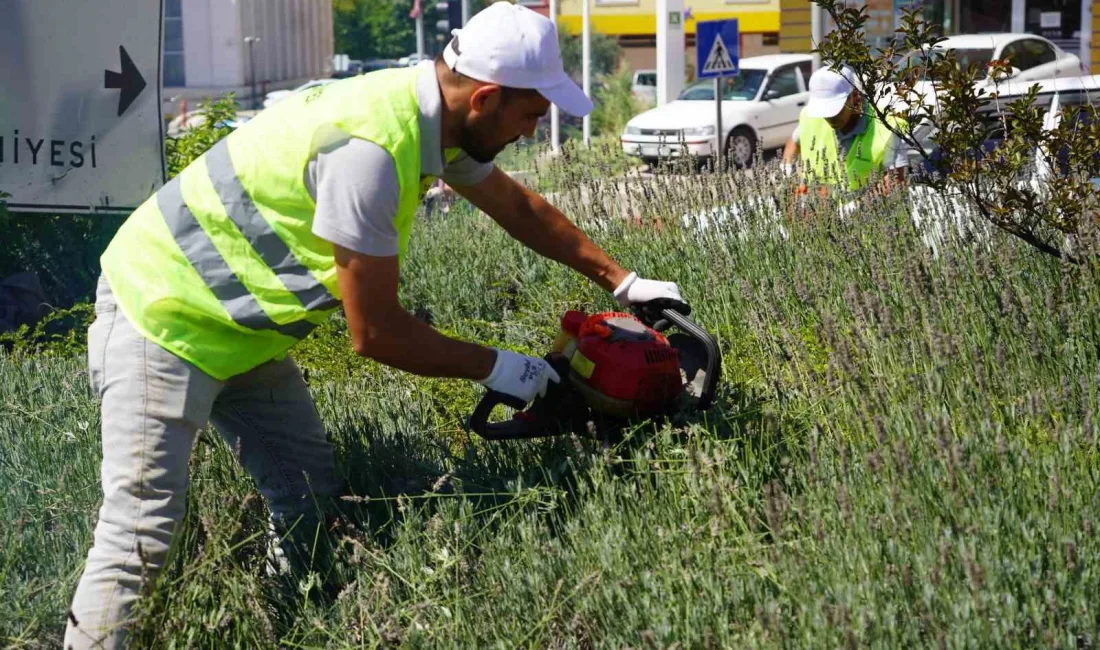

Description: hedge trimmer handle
[630,298,691,332]
[467,390,532,440]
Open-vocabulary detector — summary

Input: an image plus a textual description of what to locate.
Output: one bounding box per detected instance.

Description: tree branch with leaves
[813,0,1100,260]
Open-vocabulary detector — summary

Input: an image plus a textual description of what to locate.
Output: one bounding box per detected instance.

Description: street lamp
[244,35,262,109]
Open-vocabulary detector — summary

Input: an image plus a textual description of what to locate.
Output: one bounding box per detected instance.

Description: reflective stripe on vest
[156,156,317,340]
[800,111,902,191]
[203,140,339,313]
[101,67,425,380]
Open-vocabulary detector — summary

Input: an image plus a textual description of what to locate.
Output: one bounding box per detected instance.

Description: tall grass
[2,144,1099,648]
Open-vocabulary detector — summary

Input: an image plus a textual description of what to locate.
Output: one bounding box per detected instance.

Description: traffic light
[435,0,462,36]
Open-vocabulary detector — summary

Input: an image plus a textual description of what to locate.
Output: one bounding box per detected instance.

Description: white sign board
[0,0,165,213]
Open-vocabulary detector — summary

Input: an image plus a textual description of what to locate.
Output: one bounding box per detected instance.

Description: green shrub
[816,0,1100,261]
[592,63,643,138]
[165,94,240,178]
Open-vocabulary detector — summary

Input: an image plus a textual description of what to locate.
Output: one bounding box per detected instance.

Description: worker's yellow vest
[102,67,452,380]
[800,110,903,191]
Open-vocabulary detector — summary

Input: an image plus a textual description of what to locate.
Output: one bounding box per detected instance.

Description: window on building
[960,0,1012,33]
[164,0,185,87]
[764,66,800,99]
[1024,0,1082,41]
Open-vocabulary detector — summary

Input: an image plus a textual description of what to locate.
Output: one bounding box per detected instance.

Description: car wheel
[724,127,757,169]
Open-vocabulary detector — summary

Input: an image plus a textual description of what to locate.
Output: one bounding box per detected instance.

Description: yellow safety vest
[800,110,904,191]
[102,67,452,379]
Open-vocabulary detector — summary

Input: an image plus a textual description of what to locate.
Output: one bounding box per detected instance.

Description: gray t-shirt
[309,61,494,257]
[791,111,908,171]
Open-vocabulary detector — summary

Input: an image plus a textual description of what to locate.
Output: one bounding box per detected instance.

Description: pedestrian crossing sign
[696,19,739,79]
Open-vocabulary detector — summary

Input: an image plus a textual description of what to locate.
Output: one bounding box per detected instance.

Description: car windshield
[677,70,767,101]
[897,47,995,77]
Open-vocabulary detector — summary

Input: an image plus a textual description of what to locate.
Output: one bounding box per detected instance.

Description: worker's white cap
[804,65,858,118]
[442,1,593,117]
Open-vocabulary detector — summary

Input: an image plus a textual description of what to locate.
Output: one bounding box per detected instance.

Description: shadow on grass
[130,378,810,645]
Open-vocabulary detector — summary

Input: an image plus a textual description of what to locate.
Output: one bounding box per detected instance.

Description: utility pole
[411,0,425,61]
[810,3,823,71]
[461,0,470,25]
[416,16,425,60]
[550,0,560,153]
[244,36,261,109]
[582,0,591,145]
[656,0,684,106]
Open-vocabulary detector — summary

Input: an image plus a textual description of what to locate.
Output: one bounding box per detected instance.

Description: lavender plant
[2,140,1098,648]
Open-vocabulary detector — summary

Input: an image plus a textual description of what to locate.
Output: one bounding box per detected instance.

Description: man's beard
[459,114,516,163]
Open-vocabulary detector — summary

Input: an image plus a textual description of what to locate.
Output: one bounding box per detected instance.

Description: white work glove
[479,349,561,403]
[613,272,683,308]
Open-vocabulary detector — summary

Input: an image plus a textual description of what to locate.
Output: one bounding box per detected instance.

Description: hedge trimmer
[467,300,720,440]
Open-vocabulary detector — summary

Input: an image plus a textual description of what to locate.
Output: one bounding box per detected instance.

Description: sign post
[582,0,591,145]
[0,0,165,213]
[549,0,560,153]
[696,19,739,173]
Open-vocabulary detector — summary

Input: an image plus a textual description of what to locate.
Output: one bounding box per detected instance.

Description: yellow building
[555,0,781,75]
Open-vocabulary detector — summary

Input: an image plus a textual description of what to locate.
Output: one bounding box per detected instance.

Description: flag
[409,0,422,19]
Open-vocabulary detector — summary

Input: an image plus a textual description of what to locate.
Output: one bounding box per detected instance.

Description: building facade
[524,0,781,74]
[781,0,1094,70]
[163,0,334,114]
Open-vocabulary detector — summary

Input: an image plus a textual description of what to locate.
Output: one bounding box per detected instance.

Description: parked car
[398,53,430,67]
[888,33,1086,110]
[363,58,403,72]
[165,108,251,137]
[620,54,814,168]
[631,69,657,107]
[262,78,338,109]
[332,59,366,79]
[909,73,1100,182]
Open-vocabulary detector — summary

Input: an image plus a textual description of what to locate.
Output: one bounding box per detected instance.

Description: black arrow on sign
[104,45,147,117]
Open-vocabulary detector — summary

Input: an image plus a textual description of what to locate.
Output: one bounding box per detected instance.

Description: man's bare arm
[782,137,800,165]
[451,167,630,292]
[333,245,495,379]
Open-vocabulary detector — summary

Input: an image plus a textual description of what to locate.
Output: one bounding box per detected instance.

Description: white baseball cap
[804,65,858,119]
[442,1,593,117]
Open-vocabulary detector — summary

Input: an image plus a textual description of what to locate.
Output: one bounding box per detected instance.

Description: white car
[165,109,251,138]
[631,69,657,107]
[620,54,814,168]
[893,33,1085,105]
[262,78,337,109]
[398,53,430,67]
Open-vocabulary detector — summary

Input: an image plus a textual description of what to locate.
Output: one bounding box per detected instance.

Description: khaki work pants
[64,276,341,650]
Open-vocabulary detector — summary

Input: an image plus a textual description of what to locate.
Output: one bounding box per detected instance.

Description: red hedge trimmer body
[467,303,720,440]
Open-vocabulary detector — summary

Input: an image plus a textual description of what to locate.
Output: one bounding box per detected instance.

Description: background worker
[782,65,908,197]
[63,3,685,649]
